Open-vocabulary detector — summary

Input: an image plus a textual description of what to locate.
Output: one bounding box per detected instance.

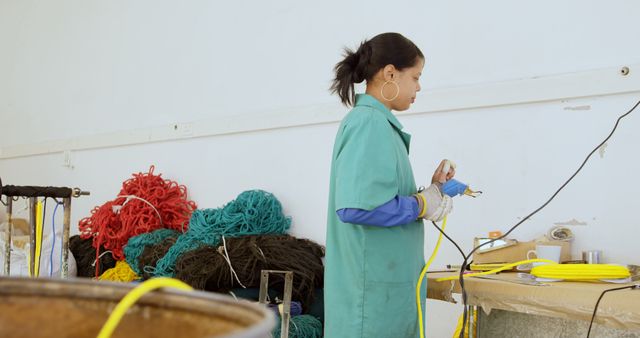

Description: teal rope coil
[272,315,323,338]
[153,190,291,277]
[124,228,180,275]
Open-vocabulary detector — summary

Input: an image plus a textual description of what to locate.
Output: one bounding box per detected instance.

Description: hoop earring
[380,80,400,101]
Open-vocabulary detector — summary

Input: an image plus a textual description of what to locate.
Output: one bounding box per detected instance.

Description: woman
[325,32,454,338]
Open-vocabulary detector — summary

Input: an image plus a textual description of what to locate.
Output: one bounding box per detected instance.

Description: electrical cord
[586,284,639,338]
[454,99,640,338]
[431,221,466,259]
[97,277,193,338]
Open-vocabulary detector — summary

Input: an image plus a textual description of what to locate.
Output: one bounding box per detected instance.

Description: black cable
[455,99,640,338]
[431,221,466,259]
[586,285,638,338]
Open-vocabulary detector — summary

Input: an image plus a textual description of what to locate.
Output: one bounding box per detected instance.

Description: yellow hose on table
[96,277,193,338]
[531,264,630,280]
[416,216,447,338]
[435,258,557,282]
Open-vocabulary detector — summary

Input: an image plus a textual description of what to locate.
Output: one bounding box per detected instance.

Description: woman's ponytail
[330,41,372,106]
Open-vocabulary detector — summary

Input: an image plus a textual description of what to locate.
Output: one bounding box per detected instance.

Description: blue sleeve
[336,195,420,227]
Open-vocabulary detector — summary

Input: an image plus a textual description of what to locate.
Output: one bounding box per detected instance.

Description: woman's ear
[383,64,397,81]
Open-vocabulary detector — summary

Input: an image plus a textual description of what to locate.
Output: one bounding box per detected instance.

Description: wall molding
[1,64,639,159]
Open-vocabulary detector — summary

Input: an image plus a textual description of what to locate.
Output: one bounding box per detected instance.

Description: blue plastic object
[442,179,468,197]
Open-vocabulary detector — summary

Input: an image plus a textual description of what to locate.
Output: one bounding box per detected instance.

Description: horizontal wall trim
[2,64,639,159]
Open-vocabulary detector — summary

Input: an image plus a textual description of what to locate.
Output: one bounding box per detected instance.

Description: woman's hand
[431,159,456,184]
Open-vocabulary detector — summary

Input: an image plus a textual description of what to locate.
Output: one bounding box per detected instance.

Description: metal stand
[258,270,294,338]
[1,183,88,278]
[3,198,13,275]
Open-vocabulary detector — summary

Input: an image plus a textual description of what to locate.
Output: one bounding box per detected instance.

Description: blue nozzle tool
[440,160,482,197]
[442,178,482,198]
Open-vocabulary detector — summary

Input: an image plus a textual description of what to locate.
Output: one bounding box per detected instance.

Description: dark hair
[330,32,424,106]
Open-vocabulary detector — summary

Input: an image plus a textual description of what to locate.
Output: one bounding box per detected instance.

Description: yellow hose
[435,259,557,282]
[531,264,630,280]
[416,216,447,338]
[96,277,193,338]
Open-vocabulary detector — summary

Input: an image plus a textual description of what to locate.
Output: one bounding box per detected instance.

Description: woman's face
[389,58,424,111]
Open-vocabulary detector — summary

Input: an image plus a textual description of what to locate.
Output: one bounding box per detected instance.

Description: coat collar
[354,94,404,132]
[354,94,411,153]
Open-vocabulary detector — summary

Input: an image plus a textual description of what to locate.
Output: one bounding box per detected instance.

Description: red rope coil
[79,166,197,261]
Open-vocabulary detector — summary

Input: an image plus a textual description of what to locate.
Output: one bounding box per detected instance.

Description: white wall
[2,1,640,337]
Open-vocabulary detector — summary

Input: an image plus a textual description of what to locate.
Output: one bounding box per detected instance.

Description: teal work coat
[324,94,425,338]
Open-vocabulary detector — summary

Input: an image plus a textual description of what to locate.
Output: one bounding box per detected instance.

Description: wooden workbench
[427,272,640,337]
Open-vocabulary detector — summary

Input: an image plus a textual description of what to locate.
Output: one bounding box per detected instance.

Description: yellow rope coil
[99,260,140,282]
[97,277,193,338]
[531,264,630,280]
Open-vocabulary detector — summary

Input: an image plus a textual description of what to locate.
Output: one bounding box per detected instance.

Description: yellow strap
[97,278,193,338]
[34,200,44,277]
[416,216,447,338]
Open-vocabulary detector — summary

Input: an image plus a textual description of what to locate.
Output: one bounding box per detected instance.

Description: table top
[426,271,640,331]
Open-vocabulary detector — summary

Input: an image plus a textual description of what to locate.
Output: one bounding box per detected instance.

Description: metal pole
[281,271,293,338]
[61,197,71,278]
[4,198,13,275]
[258,270,293,338]
[259,270,269,304]
[29,197,36,277]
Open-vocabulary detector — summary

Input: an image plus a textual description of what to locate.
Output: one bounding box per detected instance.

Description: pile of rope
[98,260,139,282]
[174,234,324,309]
[138,234,179,279]
[70,235,116,278]
[150,190,291,277]
[78,166,197,261]
[124,228,180,276]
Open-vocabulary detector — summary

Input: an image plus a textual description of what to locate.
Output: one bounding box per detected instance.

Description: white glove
[416,184,453,222]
